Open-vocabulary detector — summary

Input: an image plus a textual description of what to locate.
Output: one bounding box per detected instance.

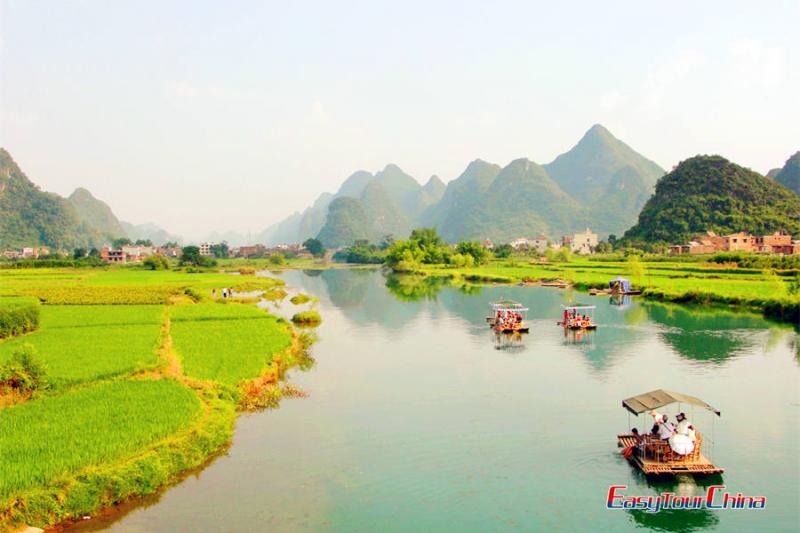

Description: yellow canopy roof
[622,389,720,416]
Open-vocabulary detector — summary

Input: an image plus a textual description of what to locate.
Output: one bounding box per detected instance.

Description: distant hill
[772,151,800,195]
[623,155,800,245]
[120,221,182,246]
[0,148,94,250]
[317,197,372,247]
[260,125,664,246]
[68,187,126,241]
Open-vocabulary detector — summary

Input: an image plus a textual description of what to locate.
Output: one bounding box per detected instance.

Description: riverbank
[396,258,800,325]
[0,268,318,531]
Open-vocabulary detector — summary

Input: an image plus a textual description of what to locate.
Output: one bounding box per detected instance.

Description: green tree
[494,244,513,258]
[112,237,132,249]
[303,238,326,258]
[455,241,490,265]
[143,255,170,270]
[135,239,153,247]
[269,253,286,265]
[73,248,87,259]
[210,242,230,258]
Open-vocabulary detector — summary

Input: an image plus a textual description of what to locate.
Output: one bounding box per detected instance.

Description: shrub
[0,344,48,394]
[269,253,286,266]
[0,298,40,338]
[291,310,321,326]
[142,255,170,270]
[238,267,256,275]
[289,294,311,305]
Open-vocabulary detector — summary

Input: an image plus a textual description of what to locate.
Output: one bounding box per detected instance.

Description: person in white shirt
[675,412,696,442]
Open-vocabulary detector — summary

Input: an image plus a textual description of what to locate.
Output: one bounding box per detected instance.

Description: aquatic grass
[289,293,312,305]
[0,379,201,501]
[171,304,293,386]
[0,297,40,339]
[291,310,321,326]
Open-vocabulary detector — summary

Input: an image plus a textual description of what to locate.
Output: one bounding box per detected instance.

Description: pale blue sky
[1,1,798,239]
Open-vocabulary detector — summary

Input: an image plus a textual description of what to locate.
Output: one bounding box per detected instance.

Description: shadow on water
[627,508,720,532]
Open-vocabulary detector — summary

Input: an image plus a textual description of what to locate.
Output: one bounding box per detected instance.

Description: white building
[567,228,598,255]
[199,242,216,257]
[510,236,548,253]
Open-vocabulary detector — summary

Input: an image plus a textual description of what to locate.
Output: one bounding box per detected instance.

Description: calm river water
[91,269,798,532]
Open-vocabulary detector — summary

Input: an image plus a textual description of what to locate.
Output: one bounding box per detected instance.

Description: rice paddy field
[171,303,293,385]
[0,379,201,500]
[0,266,306,530]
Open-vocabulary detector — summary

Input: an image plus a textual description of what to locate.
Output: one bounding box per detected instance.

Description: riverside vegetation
[0,266,318,531]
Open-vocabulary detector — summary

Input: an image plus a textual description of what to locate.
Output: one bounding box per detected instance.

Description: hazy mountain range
[261,124,667,246]
[1,127,797,251]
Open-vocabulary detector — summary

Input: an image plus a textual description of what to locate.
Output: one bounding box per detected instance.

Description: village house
[238,244,267,258]
[753,231,794,254]
[121,245,155,262]
[564,228,598,255]
[724,232,754,252]
[670,231,798,255]
[198,242,216,257]
[482,239,494,250]
[100,246,126,264]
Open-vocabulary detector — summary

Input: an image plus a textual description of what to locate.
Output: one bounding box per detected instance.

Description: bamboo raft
[617,433,724,476]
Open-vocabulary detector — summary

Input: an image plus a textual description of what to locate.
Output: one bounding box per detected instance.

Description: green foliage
[289,293,312,305]
[291,310,322,326]
[335,240,386,264]
[626,254,646,287]
[210,242,230,258]
[303,238,325,258]
[623,155,800,246]
[180,246,217,267]
[0,297,40,338]
[493,244,513,258]
[0,344,48,394]
[112,237,133,248]
[455,241,490,265]
[269,253,286,265]
[142,254,170,270]
[385,228,453,271]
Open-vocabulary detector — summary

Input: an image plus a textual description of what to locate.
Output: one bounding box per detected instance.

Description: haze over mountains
[262,125,667,246]
[1,125,798,251]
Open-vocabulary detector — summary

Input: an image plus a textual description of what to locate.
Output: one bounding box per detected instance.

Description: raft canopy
[622,389,721,417]
[491,299,528,312]
[609,276,631,292]
[562,303,596,311]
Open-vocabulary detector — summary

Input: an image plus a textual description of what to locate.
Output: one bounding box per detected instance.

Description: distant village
[2,228,798,264]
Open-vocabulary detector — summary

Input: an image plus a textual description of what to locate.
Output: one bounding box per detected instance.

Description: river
[84,269,799,532]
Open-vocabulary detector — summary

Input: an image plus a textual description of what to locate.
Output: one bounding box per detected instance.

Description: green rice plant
[0,306,163,387]
[171,303,292,386]
[0,379,201,501]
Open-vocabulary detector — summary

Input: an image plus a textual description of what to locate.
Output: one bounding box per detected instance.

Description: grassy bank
[0,267,316,531]
[402,258,800,324]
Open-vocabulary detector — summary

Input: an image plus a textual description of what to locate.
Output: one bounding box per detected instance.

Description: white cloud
[642,48,705,115]
[729,39,786,88]
[600,89,624,110]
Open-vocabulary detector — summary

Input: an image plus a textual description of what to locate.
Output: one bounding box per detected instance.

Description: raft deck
[617,434,724,476]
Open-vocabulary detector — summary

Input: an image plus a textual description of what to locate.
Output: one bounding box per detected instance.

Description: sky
[1,1,798,241]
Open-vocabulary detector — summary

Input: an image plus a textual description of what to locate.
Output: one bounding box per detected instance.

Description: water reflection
[493,331,527,352]
[627,508,720,532]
